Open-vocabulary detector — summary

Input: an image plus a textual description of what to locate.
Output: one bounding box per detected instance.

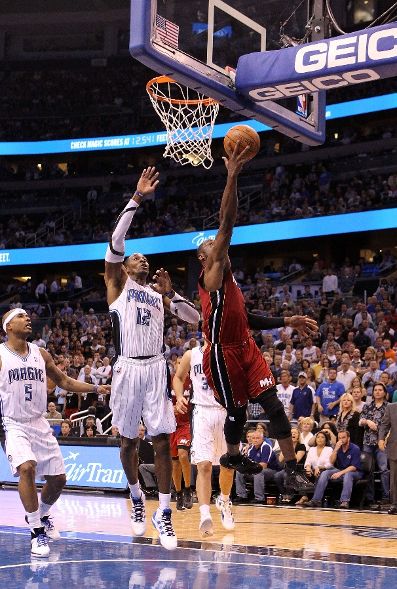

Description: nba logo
[296,94,308,118]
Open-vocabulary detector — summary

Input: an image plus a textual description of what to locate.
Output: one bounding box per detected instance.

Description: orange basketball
[223,124,260,160]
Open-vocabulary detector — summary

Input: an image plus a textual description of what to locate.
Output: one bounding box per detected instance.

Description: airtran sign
[237,22,397,100]
[0,444,128,490]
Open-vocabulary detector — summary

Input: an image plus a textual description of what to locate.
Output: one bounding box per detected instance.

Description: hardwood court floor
[1,488,397,559]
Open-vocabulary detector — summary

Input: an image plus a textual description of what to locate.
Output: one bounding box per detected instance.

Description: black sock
[285,459,297,472]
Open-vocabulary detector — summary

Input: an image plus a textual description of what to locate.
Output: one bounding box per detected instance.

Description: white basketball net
[146,76,219,169]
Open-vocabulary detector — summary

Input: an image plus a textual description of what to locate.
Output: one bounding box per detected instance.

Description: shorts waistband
[116,353,165,366]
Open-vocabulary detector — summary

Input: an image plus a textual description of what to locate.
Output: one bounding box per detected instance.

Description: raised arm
[104,167,159,305]
[203,144,250,291]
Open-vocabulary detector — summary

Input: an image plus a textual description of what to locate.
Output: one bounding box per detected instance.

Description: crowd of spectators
[1,163,397,249]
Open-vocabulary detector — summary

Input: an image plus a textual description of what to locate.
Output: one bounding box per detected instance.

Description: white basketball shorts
[110,354,176,439]
[4,416,65,477]
[190,404,227,465]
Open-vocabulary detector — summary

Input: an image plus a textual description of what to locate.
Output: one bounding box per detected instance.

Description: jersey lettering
[8,367,44,385]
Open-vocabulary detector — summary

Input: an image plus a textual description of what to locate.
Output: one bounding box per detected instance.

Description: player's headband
[2,308,28,330]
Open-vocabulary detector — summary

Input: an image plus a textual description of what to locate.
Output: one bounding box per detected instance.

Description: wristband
[164,290,176,299]
[134,191,144,199]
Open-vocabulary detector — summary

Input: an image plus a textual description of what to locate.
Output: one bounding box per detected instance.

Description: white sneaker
[215,496,235,531]
[31,532,50,558]
[131,493,146,536]
[152,508,177,550]
[40,516,60,540]
[199,515,214,537]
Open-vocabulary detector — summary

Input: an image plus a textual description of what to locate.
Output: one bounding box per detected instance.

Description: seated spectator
[59,419,73,438]
[335,393,363,448]
[109,425,120,438]
[235,429,282,504]
[83,424,97,438]
[44,401,63,421]
[303,430,363,509]
[296,430,333,505]
[81,412,103,435]
[298,417,315,450]
[320,421,338,447]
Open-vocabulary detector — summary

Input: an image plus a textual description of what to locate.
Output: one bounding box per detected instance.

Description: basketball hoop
[146,76,219,169]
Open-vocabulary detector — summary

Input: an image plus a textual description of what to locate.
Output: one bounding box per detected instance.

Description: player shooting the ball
[196,139,318,493]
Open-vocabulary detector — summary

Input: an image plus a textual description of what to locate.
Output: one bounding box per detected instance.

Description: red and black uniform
[198,269,275,411]
[170,375,192,458]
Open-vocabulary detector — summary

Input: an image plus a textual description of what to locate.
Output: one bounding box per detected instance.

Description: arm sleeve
[105,198,139,263]
[169,293,200,324]
[247,312,285,330]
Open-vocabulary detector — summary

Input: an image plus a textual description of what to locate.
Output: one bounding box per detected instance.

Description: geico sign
[248,69,379,100]
[295,28,397,74]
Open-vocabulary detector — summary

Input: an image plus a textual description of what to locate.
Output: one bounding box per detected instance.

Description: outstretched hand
[98,385,111,395]
[135,166,160,199]
[151,267,173,296]
[287,315,318,338]
[223,142,251,176]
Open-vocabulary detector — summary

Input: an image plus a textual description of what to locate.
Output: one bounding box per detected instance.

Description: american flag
[155,14,179,49]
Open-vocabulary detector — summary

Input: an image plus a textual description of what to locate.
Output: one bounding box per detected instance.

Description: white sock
[39,501,52,519]
[199,504,211,519]
[128,482,141,499]
[26,509,41,531]
[220,493,230,502]
[158,492,171,512]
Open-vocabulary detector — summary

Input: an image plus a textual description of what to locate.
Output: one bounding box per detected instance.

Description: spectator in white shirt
[91,357,112,385]
[35,279,48,303]
[336,354,357,390]
[322,269,338,295]
[302,337,320,364]
[72,272,83,292]
[276,370,295,415]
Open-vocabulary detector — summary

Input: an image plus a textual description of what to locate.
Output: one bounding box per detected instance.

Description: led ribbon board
[0,208,396,266]
[237,22,397,101]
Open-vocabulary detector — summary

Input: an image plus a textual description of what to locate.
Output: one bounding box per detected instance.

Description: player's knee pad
[255,388,291,440]
[223,405,247,445]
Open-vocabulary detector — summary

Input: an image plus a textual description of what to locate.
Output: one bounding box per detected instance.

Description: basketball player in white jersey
[0,308,111,557]
[173,341,235,537]
[104,166,200,550]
